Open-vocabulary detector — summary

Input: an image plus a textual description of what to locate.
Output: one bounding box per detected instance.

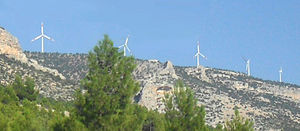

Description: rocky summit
[1,28,300,130]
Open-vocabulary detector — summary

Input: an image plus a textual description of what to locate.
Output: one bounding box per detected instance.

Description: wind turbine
[31,22,55,53]
[194,41,207,68]
[119,35,132,56]
[279,67,283,82]
[242,57,251,76]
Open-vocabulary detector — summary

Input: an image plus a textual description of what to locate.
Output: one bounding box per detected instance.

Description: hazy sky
[0,0,299,85]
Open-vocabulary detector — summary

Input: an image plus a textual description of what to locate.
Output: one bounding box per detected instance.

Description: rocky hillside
[25,52,300,130]
[0,28,75,101]
[1,27,300,130]
[176,66,300,130]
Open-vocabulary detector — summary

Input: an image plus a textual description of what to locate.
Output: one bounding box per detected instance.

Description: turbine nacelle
[279,67,283,73]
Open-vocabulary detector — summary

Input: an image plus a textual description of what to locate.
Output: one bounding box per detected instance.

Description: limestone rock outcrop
[0,28,28,62]
[160,61,178,79]
[133,60,178,112]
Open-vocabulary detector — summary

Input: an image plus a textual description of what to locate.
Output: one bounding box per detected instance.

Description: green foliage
[0,85,18,104]
[52,117,88,131]
[0,99,68,131]
[224,109,254,131]
[164,80,208,131]
[0,76,70,131]
[143,110,166,131]
[215,124,223,131]
[36,96,74,112]
[12,75,39,101]
[75,35,145,130]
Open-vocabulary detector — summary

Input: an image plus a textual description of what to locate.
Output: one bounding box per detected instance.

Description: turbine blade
[242,56,247,62]
[197,41,200,53]
[194,52,200,57]
[118,45,124,48]
[126,46,131,53]
[124,37,129,45]
[31,35,42,42]
[199,53,207,59]
[43,35,50,40]
[43,35,55,42]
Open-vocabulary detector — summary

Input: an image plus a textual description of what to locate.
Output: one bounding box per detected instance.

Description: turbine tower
[242,57,251,76]
[279,67,283,82]
[31,22,54,53]
[119,35,132,56]
[194,41,207,68]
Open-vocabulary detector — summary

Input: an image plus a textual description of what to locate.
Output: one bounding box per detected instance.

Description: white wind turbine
[279,67,283,82]
[194,41,207,68]
[242,57,251,76]
[31,22,55,53]
[119,35,132,56]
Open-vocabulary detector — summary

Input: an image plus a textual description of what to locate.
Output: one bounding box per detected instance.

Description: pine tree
[164,81,208,131]
[224,109,254,131]
[74,35,145,130]
[142,110,166,131]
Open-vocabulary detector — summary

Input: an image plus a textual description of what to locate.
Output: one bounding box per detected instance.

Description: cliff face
[0,28,28,62]
[133,60,178,111]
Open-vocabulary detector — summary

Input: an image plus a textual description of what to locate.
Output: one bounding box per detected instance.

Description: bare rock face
[184,65,210,83]
[160,61,178,79]
[0,27,65,80]
[134,60,178,112]
[0,28,28,62]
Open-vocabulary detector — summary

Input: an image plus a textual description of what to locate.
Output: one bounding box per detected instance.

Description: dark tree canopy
[74,35,145,130]
[164,81,208,131]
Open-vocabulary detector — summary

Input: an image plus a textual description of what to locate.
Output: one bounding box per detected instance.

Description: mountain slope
[24,52,300,130]
[0,54,76,101]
